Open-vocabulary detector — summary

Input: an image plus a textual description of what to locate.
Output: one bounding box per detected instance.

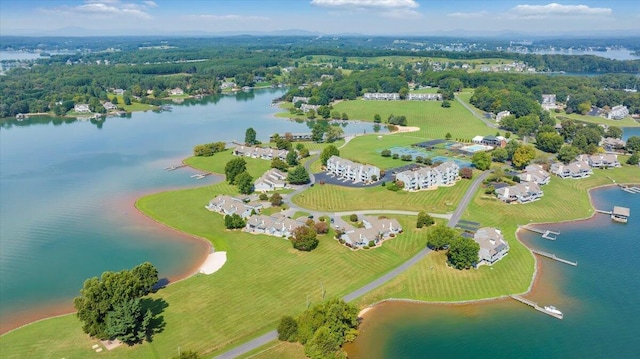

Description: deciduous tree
[471,152,492,170]
[235,171,254,194]
[245,127,257,145]
[291,225,318,251]
[447,237,480,269]
[320,145,340,165]
[225,157,247,184]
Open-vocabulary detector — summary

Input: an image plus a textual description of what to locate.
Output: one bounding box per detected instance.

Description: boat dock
[164,164,186,171]
[619,185,640,194]
[190,173,211,180]
[531,249,577,266]
[521,225,560,240]
[595,206,630,223]
[510,295,563,320]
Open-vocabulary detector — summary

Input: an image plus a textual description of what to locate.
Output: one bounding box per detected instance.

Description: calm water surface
[0,89,384,331]
[347,187,640,359]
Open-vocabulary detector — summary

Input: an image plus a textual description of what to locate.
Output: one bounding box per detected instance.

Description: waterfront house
[206,195,262,219]
[363,92,400,101]
[292,96,310,104]
[254,168,288,193]
[541,94,557,110]
[169,88,184,96]
[269,133,312,142]
[103,102,117,111]
[577,154,621,169]
[74,104,91,113]
[495,111,511,122]
[394,161,460,191]
[326,156,380,184]
[600,137,626,152]
[607,105,629,120]
[550,160,592,179]
[244,213,305,238]
[518,164,551,185]
[300,104,320,113]
[495,181,543,203]
[474,227,509,266]
[338,215,402,248]
[233,145,289,161]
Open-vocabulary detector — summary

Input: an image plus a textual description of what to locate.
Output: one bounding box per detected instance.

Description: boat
[543,305,563,318]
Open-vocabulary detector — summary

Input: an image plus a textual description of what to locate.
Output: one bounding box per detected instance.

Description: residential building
[269,133,312,142]
[169,88,184,96]
[244,213,305,238]
[600,137,626,152]
[495,181,543,203]
[74,104,91,113]
[541,94,557,110]
[550,161,592,179]
[495,111,511,122]
[326,156,380,184]
[577,154,621,169]
[363,92,400,101]
[300,104,320,113]
[338,215,403,248]
[292,96,310,104]
[407,93,442,101]
[103,102,117,111]
[474,227,509,266]
[607,105,629,120]
[518,164,550,185]
[233,145,289,161]
[220,82,236,90]
[254,168,288,193]
[394,161,460,191]
[206,195,263,219]
[472,135,506,148]
[113,89,125,96]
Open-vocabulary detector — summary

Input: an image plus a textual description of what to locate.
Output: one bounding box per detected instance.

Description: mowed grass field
[0,183,429,359]
[354,165,639,306]
[555,112,640,127]
[185,149,272,178]
[292,179,472,214]
[331,98,493,139]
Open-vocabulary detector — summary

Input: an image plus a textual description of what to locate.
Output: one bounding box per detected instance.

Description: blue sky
[1,1,638,36]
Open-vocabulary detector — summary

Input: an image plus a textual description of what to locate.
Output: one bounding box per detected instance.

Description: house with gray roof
[607,105,629,120]
[600,137,626,152]
[326,156,380,184]
[407,93,442,101]
[244,213,305,238]
[291,96,310,104]
[550,160,592,179]
[394,161,460,191]
[337,215,402,248]
[518,164,550,185]
[495,181,543,204]
[233,145,289,161]
[363,92,400,101]
[577,154,621,169]
[474,227,509,266]
[206,195,263,219]
[103,102,117,111]
[254,168,288,193]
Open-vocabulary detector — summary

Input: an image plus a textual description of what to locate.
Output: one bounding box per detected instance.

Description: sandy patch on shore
[390,126,420,133]
[199,252,227,275]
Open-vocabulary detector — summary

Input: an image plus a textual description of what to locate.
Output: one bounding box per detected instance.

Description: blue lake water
[0,89,385,331]
[347,186,640,359]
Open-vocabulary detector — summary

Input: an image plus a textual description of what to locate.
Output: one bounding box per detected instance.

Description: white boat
[544,305,563,318]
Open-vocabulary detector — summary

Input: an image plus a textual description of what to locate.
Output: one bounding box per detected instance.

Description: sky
[1,0,639,36]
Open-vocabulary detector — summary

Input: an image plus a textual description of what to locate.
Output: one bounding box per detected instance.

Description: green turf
[184,150,273,179]
[555,112,640,127]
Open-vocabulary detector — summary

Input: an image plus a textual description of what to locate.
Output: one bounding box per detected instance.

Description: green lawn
[292,179,471,214]
[0,184,427,359]
[238,341,306,359]
[555,112,640,127]
[185,150,272,179]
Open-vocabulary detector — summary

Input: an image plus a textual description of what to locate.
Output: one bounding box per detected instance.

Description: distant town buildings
[326,156,380,184]
[233,145,289,161]
[495,182,543,204]
[607,105,629,120]
[473,227,509,266]
[337,215,403,248]
[394,161,460,191]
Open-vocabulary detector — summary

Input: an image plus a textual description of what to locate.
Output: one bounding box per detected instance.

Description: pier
[521,225,560,240]
[595,206,630,223]
[531,249,577,266]
[190,172,211,180]
[510,295,563,320]
[619,185,640,194]
[164,164,186,171]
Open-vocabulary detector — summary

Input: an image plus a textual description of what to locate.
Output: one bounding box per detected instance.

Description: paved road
[447,171,490,228]
[455,94,497,129]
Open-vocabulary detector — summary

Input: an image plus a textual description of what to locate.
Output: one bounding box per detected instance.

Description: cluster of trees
[312,123,344,143]
[287,165,311,185]
[224,214,246,229]
[320,145,340,166]
[416,211,435,228]
[425,225,479,269]
[387,114,408,126]
[291,224,319,251]
[277,299,359,359]
[73,262,160,344]
[193,142,226,157]
[224,158,254,194]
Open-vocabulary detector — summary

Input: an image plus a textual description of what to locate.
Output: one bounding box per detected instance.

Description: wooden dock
[620,185,640,194]
[190,172,211,180]
[521,225,559,240]
[510,295,563,320]
[531,249,577,266]
[595,209,612,215]
[164,164,186,171]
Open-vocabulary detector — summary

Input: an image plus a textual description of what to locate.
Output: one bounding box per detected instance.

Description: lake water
[622,127,640,141]
[509,48,640,61]
[346,186,640,358]
[0,89,384,333]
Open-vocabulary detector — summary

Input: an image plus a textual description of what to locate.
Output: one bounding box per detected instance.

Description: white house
[244,213,304,238]
[607,105,629,120]
[495,111,511,122]
[169,88,184,96]
[254,169,288,193]
[103,102,117,111]
[74,104,91,113]
[518,164,551,185]
[292,96,310,104]
[206,195,263,219]
[233,145,289,161]
[550,161,592,179]
[577,154,621,169]
[394,161,460,191]
[363,93,400,101]
[474,227,509,266]
[541,94,557,110]
[300,104,320,113]
[495,182,543,203]
[407,93,442,101]
[338,215,403,248]
[326,156,380,184]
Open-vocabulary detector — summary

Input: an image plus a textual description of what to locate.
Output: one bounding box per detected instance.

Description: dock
[164,164,186,171]
[510,295,563,320]
[595,209,612,215]
[531,249,577,266]
[190,172,211,180]
[596,206,630,223]
[521,225,559,240]
[619,185,640,194]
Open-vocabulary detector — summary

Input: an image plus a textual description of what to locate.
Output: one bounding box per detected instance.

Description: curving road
[213,169,488,359]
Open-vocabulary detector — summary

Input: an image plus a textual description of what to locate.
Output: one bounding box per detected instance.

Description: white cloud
[311,0,419,10]
[510,3,612,18]
[41,1,157,19]
[184,14,269,21]
[448,11,488,19]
